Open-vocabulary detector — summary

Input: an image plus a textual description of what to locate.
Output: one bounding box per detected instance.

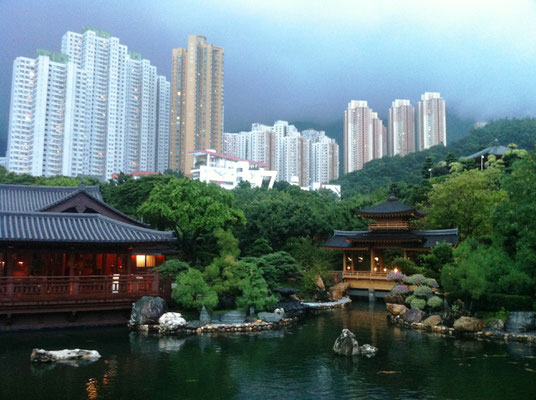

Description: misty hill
[334,118,536,197]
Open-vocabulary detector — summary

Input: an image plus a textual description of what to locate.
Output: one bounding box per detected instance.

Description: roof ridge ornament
[78,182,87,191]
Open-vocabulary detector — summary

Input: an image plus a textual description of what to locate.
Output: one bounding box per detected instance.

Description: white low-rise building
[189,150,277,190]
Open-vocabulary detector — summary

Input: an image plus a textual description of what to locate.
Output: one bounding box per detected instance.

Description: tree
[245,238,273,257]
[236,261,277,312]
[152,259,190,280]
[139,178,245,262]
[173,268,218,310]
[419,242,454,282]
[424,168,506,239]
[242,251,302,290]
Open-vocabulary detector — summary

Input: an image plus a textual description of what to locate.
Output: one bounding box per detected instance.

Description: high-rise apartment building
[417,92,446,150]
[170,35,224,174]
[388,99,415,156]
[7,27,169,179]
[311,134,339,184]
[344,100,375,173]
[371,112,385,160]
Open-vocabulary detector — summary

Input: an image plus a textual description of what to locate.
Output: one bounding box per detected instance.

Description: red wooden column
[5,250,14,296]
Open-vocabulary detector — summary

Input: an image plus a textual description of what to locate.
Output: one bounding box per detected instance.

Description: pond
[1,302,535,399]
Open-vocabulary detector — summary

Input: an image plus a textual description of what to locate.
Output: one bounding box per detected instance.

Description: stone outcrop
[129,296,167,328]
[505,312,536,333]
[333,329,360,356]
[258,312,283,323]
[423,315,442,327]
[329,282,349,301]
[158,312,187,334]
[453,316,484,332]
[360,344,378,358]
[315,275,326,291]
[384,294,405,305]
[275,290,306,317]
[386,303,408,316]
[403,308,423,323]
[31,348,101,363]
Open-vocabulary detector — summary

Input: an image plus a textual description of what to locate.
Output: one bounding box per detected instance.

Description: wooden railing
[342,271,389,280]
[0,274,160,303]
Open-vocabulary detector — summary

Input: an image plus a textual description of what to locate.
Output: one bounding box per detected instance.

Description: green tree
[236,261,277,312]
[242,251,302,290]
[420,242,454,282]
[245,238,273,257]
[153,259,190,280]
[139,178,245,262]
[173,268,219,310]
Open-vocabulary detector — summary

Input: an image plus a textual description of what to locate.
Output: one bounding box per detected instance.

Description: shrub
[405,274,426,286]
[391,257,423,276]
[173,268,218,311]
[405,295,416,305]
[387,271,407,283]
[427,296,443,309]
[414,285,433,297]
[153,259,190,279]
[410,298,426,310]
[476,294,534,311]
[424,278,439,288]
[390,284,410,295]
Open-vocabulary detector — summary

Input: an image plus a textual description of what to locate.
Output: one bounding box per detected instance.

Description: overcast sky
[1,0,536,152]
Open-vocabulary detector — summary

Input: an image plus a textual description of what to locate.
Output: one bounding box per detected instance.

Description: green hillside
[334,118,536,197]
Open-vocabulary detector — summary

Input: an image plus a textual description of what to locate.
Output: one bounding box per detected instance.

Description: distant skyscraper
[388,99,415,157]
[344,100,374,173]
[7,27,169,179]
[371,112,385,160]
[170,35,224,174]
[417,92,446,150]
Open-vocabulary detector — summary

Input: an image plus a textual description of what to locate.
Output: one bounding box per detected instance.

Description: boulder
[505,312,536,333]
[274,308,285,316]
[199,305,211,325]
[329,282,349,301]
[315,275,326,291]
[129,296,167,327]
[258,312,283,323]
[384,293,405,305]
[386,303,408,316]
[158,312,187,334]
[276,296,306,318]
[453,316,484,332]
[403,308,423,323]
[360,344,378,358]
[220,311,246,324]
[423,315,442,327]
[486,319,505,331]
[333,329,360,356]
[31,348,101,363]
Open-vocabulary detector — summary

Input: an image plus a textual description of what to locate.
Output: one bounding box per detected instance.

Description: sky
[1,0,536,152]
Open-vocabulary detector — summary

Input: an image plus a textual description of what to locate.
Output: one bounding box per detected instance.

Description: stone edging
[387,315,536,345]
[137,316,300,335]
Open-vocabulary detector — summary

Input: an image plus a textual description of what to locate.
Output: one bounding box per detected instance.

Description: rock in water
[386,303,408,316]
[505,312,536,333]
[423,315,442,327]
[333,329,360,356]
[403,308,423,323]
[258,312,283,323]
[329,282,349,301]
[158,312,187,334]
[31,348,101,363]
[360,344,378,358]
[453,316,484,332]
[129,296,167,328]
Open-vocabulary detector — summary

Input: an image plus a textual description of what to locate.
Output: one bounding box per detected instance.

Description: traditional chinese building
[0,183,175,330]
[324,194,458,296]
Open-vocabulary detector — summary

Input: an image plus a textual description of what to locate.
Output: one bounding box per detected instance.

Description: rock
[258,312,283,323]
[275,297,306,318]
[186,320,202,329]
[486,319,505,331]
[128,296,167,328]
[329,282,349,301]
[384,294,405,305]
[158,312,187,334]
[403,308,423,323]
[220,311,246,324]
[274,308,285,316]
[31,348,101,363]
[423,315,442,327]
[315,275,326,291]
[200,305,211,325]
[453,317,484,332]
[333,329,360,356]
[386,303,408,316]
[360,344,378,358]
[505,312,536,333]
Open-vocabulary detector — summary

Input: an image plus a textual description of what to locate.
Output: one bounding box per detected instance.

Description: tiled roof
[0,184,103,212]
[0,212,174,244]
[466,139,510,159]
[324,228,459,249]
[358,194,427,217]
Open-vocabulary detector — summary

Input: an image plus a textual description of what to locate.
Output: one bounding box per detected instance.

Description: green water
[1,302,535,399]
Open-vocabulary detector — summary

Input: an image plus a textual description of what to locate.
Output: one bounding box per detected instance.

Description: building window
[135,255,156,268]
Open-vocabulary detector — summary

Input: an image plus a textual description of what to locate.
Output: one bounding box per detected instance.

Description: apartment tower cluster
[7,27,170,180]
[344,93,446,174]
[223,121,339,186]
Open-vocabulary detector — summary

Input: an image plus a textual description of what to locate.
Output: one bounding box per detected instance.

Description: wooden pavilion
[324,194,458,295]
[0,183,175,329]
